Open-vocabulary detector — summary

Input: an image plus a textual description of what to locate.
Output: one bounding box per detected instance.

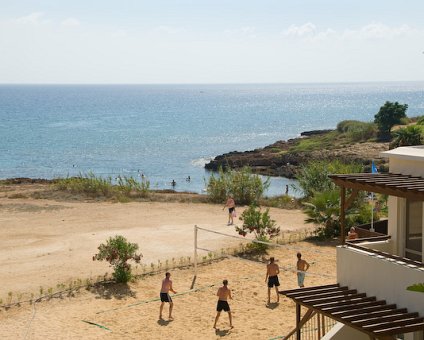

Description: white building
[281,146,424,340]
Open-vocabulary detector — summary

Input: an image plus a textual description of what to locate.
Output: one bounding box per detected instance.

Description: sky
[0,0,423,84]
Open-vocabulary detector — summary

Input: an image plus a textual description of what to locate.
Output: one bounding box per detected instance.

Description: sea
[1,82,424,197]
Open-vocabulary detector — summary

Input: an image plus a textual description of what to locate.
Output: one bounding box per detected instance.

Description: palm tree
[303,190,341,238]
[391,125,423,148]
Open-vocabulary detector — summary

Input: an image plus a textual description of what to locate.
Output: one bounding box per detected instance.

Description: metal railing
[280,312,337,340]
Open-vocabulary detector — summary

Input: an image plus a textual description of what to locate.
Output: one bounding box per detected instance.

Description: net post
[194,224,198,276]
[190,225,198,289]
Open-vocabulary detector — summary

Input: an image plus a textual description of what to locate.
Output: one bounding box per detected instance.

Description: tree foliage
[374,101,408,140]
[93,235,142,283]
[296,160,363,198]
[303,189,373,239]
[206,167,270,205]
[391,125,423,148]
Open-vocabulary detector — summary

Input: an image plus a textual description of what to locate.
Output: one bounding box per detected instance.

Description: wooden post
[194,225,198,277]
[341,186,346,245]
[317,313,321,339]
[296,303,301,340]
[190,225,198,290]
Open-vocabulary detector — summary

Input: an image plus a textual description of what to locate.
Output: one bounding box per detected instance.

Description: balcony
[337,242,424,316]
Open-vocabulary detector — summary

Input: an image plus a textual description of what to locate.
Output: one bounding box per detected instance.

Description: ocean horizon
[1,81,424,196]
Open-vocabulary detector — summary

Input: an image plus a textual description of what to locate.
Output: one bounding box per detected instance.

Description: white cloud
[282,22,423,42]
[342,23,417,40]
[13,12,47,25]
[283,23,316,37]
[61,17,80,27]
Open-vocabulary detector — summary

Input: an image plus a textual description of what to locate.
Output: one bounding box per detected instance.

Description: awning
[280,284,424,338]
[329,172,424,201]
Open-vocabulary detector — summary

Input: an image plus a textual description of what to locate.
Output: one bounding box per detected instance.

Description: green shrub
[399,117,411,125]
[235,205,280,251]
[391,125,423,148]
[303,189,341,239]
[416,116,424,125]
[336,120,377,142]
[296,160,363,198]
[55,172,150,199]
[93,235,142,283]
[347,123,377,142]
[54,172,113,197]
[337,120,358,133]
[206,167,269,205]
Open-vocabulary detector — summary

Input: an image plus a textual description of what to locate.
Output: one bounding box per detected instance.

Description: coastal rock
[300,129,333,137]
[205,133,390,178]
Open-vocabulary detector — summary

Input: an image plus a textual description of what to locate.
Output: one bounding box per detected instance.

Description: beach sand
[0,242,336,340]
[0,184,337,339]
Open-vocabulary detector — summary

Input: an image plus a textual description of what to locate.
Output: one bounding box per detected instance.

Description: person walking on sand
[213,279,233,329]
[265,257,280,304]
[296,252,310,288]
[159,272,177,320]
[223,195,236,225]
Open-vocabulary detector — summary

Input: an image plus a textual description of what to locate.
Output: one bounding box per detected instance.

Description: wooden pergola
[280,284,424,340]
[329,172,424,244]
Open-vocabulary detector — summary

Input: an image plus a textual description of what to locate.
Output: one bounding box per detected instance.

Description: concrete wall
[337,246,424,315]
[321,322,369,340]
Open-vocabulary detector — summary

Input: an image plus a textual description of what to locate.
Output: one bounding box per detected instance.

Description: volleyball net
[192,225,336,288]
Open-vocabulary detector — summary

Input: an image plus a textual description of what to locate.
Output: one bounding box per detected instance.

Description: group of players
[158,252,310,329]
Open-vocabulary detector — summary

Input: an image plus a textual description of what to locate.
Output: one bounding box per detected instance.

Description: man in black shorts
[159,272,177,320]
[213,279,233,329]
[265,257,280,304]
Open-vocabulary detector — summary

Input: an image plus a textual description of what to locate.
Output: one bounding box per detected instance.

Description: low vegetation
[93,235,142,283]
[235,205,280,252]
[54,172,150,200]
[296,160,379,238]
[296,160,363,198]
[206,166,270,205]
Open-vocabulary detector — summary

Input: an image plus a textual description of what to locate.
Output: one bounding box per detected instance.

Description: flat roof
[329,172,424,200]
[381,146,424,161]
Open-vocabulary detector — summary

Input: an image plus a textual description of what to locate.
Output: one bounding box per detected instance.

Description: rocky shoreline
[205,130,390,178]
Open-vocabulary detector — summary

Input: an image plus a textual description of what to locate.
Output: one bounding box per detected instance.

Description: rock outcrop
[205,132,390,178]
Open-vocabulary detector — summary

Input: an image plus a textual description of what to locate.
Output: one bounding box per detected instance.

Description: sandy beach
[0,183,337,339]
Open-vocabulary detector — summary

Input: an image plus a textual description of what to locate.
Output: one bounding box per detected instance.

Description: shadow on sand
[215,328,232,337]
[266,302,279,310]
[88,282,136,300]
[157,319,173,326]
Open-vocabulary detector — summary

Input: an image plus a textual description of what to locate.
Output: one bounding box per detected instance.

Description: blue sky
[1,0,423,83]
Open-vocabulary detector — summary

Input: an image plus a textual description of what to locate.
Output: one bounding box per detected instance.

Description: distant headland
[205,128,390,178]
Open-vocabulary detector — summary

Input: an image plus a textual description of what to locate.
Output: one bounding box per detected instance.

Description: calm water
[1,82,424,196]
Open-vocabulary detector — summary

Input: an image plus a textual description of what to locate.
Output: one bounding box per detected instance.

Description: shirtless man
[159,272,177,320]
[296,252,310,288]
[213,279,233,329]
[223,195,236,225]
[265,257,280,304]
[347,227,358,240]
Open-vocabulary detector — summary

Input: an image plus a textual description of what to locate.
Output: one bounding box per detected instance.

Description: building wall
[337,246,424,315]
[389,158,424,177]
